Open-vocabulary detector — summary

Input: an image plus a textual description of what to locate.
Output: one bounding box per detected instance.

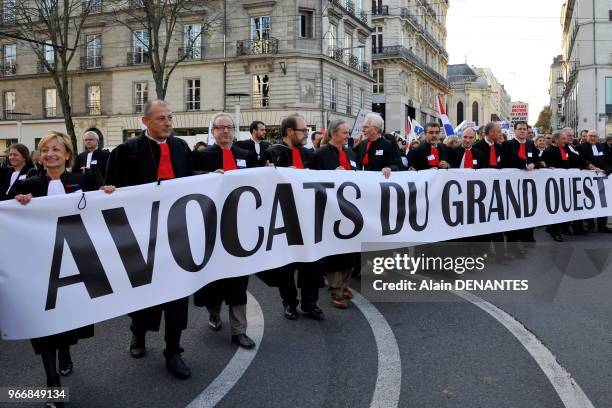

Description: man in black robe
[448,127,483,169]
[235,120,270,164]
[72,131,109,187]
[407,122,449,170]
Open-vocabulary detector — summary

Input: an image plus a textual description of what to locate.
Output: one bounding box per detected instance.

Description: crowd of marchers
[1,100,610,408]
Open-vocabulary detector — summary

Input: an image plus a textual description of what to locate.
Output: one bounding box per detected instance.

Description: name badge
[375,149,384,156]
[91,160,98,165]
[236,159,247,168]
[427,154,435,161]
[497,156,501,162]
[527,152,533,158]
[473,160,478,165]
[350,160,357,168]
[595,151,604,157]
[18,174,26,180]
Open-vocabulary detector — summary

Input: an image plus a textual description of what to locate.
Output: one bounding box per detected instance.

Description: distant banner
[1,168,611,339]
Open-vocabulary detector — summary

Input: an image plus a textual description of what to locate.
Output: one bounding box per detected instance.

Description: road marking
[351,289,402,408]
[409,274,595,408]
[186,291,264,408]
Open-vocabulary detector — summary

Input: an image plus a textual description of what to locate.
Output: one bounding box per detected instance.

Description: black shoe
[302,305,325,321]
[59,361,73,377]
[208,315,222,331]
[553,234,564,242]
[58,349,72,377]
[284,305,298,320]
[598,226,612,233]
[165,353,191,379]
[232,333,256,349]
[130,334,146,358]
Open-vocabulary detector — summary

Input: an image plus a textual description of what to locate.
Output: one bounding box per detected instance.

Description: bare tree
[3,0,99,151]
[107,0,219,100]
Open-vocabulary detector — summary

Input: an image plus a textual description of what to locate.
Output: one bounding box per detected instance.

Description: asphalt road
[1,229,611,408]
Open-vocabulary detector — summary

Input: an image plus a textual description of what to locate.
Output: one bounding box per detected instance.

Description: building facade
[549,55,564,131]
[446,64,512,128]
[370,0,449,134]
[560,0,612,136]
[0,0,373,152]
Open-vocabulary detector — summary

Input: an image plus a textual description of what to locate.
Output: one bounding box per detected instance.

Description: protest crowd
[1,99,611,408]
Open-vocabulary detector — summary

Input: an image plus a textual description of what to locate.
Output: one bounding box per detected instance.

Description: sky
[446,0,565,123]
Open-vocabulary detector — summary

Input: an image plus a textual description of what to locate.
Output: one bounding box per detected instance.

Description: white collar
[145,130,167,144]
[484,137,495,146]
[251,136,261,144]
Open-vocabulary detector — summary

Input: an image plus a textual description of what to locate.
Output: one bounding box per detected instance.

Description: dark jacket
[105,133,193,187]
[541,145,572,169]
[0,164,38,200]
[235,138,270,164]
[448,146,484,169]
[72,148,110,187]
[313,143,360,170]
[407,141,448,170]
[262,141,314,168]
[192,144,257,172]
[501,139,538,169]
[473,139,503,169]
[577,142,611,173]
[353,136,404,171]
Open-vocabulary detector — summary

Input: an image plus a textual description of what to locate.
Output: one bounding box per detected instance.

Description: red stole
[222,147,237,171]
[489,145,498,167]
[559,146,568,161]
[428,146,440,167]
[362,141,373,165]
[463,149,473,169]
[157,143,175,179]
[292,147,304,169]
[338,148,352,170]
[518,142,527,160]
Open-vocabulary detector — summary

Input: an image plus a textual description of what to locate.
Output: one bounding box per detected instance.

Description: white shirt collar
[145,130,167,144]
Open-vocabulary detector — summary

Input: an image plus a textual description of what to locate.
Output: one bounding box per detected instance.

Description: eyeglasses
[213,125,235,131]
[427,131,441,135]
[293,128,309,134]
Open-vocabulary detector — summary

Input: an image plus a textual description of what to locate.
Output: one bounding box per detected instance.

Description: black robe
[472,139,503,169]
[448,146,484,169]
[10,171,96,353]
[577,142,611,173]
[72,148,110,188]
[501,139,538,169]
[192,144,257,172]
[541,145,571,169]
[353,136,404,171]
[312,143,360,170]
[235,138,270,164]
[407,141,448,170]
[0,164,38,200]
[262,141,313,168]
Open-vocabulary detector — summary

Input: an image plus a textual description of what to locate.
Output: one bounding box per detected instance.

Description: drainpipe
[223,0,227,111]
[593,0,598,133]
[320,0,325,128]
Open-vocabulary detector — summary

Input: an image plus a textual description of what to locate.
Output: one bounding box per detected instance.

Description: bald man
[72,130,109,187]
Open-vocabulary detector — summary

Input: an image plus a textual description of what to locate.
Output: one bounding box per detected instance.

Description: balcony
[359,61,370,75]
[400,7,421,29]
[345,0,355,15]
[1,63,17,76]
[44,107,57,118]
[348,54,359,69]
[236,38,278,56]
[329,0,369,27]
[372,5,388,16]
[37,60,53,74]
[127,50,149,65]
[82,0,102,13]
[178,46,203,61]
[372,45,448,88]
[80,55,102,69]
[359,10,367,24]
[4,110,15,120]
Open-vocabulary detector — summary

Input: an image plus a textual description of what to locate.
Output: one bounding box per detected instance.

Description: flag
[454,120,467,136]
[436,95,455,137]
[412,118,425,138]
[404,117,418,152]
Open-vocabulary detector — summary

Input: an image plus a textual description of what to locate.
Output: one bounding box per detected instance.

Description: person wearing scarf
[407,122,449,170]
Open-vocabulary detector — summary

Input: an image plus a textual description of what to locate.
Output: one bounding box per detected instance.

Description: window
[357,42,365,64]
[2,0,14,24]
[343,30,354,65]
[185,79,201,111]
[456,101,464,124]
[327,22,338,57]
[132,30,149,64]
[3,44,16,75]
[373,68,384,93]
[297,10,313,38]
[183,24,202,60]
[44,88,57,118]
[87,85,101,115]
[360,89,364,109]
[44,41,55,63]
[84,34,101,68]
[4,91,15,120]
[472,101,479,124]
[330,78,337,111]
[606,77,612,113]
[84,0,102,13]
[372,27,383,54]
[250,16,270,53]
[133,82,148,113]
[252,75,270,107]
[372,0,383,14]
[346,83,352,115]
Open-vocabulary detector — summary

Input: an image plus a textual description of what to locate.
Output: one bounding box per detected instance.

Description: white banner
[1,168,611,339]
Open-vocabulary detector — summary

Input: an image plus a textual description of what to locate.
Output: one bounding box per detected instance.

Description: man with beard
[105,100,192,379]
[192,112,258,349]
[235,120,270,164]
[407,122,449,170]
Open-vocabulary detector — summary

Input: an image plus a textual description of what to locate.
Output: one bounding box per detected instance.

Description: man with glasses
[260,114,325,321]
[407,122,449,170]
[192,112,258,349]
[236,120,270,164]
[355,113,404,176]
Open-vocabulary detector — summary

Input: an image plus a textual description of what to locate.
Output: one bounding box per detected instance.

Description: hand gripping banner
[0,168,610,339]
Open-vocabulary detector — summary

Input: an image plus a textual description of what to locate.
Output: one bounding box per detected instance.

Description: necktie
[559,146,568,161]
[157,143,175,179]
[222,147,237,171]
[463,149,473,168]
[292,147,304,169]
[429,146,440,167]
[518,142,526,160]
[339,148,352,170]
[489,145,497,167]
[362,141,372,165]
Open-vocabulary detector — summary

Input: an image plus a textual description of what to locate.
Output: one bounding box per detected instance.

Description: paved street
[1,229,611,408]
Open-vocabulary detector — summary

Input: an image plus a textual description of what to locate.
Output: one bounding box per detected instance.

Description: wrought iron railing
[236,38,279,55]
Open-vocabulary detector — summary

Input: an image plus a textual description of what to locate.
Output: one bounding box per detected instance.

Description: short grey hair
[211,112,235,127]
[364,113,384,132]
[83,131,99,141]
[552,130,563,141]
[143,99,171,116]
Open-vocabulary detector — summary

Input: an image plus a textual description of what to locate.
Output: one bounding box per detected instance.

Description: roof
[447,64,479,83]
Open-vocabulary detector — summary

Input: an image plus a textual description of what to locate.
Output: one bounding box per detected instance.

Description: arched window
[456,101,464,124]
[472,101,479,124]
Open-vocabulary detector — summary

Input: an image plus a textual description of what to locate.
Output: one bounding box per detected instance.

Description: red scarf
[222,147,237,171]
[157,143,175,179]
[339,148,352,170]
[489,145,498,167]
[559,146,568,161]
[463,149,473,169]
[292,147,304,169]
[362,141,373,165]
[518,142,526,160]
[428,146,440,167]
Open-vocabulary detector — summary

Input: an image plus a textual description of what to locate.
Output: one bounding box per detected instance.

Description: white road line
[351,289,402,408]
[186,291,264,408]
[409,274,595,408]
